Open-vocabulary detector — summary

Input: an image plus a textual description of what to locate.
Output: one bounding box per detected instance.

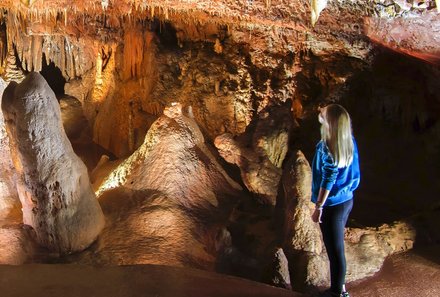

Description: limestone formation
[91,103,243,266]
[213,105,293,205]
[365,7,440,64]
[262,247,292,290]
[59,95,89,140]
[279,150,326,287]
[252,106,293,169]
[215,133,281,205]
[0,77,19,214]
[0,225,39,265]
[2,72,104,253]
[345,221,416,282]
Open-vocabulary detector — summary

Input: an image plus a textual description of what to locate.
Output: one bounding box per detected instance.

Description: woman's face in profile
[318,106,326,124]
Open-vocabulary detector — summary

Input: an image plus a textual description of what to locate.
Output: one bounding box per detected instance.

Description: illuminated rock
[365,11,440,65]
[279,150,326,287]
[1,72,104,253]
[93,103,242,266]
[213,106,292,206]
[215,133,281,205]
[0,77,19,214]
[0,226,38,264]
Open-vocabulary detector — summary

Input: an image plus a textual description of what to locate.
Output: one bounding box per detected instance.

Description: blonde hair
[320,104,354,168]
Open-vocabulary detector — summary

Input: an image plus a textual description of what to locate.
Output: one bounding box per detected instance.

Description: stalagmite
[92,103,242,266]
[0,77,19,213]
[2,72,104,253]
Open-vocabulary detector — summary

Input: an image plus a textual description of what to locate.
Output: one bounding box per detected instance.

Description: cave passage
[40,54,66,97]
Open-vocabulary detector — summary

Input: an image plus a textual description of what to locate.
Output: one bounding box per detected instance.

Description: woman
[311,104,360,297]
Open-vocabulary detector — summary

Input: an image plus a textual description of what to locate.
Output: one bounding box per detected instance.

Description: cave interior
[0,1,439,296]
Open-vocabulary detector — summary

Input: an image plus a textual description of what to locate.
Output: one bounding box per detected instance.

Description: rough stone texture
[279,150,417,287]
[0,0,436,291]
[215,133,281,205]
[1,72,104,253]
[262,247,292,290]
[345,221,416,282]
[252,106,293,168]
[365,11,440,65]
[89,103,243,267]
[0,225,39,265]
[349,245,440,297]
[0,0,379,159]
[279,150,326,287]
[0,77,19,214]
[59,95,88,140]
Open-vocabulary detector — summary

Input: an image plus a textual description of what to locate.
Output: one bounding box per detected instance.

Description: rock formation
[0,77,19,214]
[89,103,243,267]
[279,150,326,287]
[215,133,282,206]
[2,72,104,253]
[0,225,39,265]
[262,247,292,290]
[214,105,293,206]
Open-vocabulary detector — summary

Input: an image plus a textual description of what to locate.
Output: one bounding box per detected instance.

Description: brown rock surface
[1,72,104,253]
[280,150,326,287]
[349,246,440,297]
[0,225,39,265]
[215,133,282,205]
[89,103,243,267]
[365,10,440,65]
[0,77,19,214]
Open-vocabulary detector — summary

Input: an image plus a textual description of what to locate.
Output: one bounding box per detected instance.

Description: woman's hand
[312,208,323,223]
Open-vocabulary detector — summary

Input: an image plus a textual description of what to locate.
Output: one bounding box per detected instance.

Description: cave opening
[40,54,66,97]
[342,49,440,231]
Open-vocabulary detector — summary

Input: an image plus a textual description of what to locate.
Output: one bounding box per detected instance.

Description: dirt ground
[0,246,439,297]
[348,245,440,297]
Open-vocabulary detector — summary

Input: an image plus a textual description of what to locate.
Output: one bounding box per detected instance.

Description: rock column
[2,72,104,253]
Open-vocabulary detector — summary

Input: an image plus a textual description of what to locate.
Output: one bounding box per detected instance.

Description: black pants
[320,199,353,294]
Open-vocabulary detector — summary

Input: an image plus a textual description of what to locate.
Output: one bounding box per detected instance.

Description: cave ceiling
[0,0,438,69]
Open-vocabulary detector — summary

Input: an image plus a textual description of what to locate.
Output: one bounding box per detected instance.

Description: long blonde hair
[319,104,354,168]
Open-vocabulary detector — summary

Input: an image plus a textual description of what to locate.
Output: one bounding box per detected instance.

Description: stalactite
[60,36,66,77]
[0,22,6,68]
[31,35,42,72]
[122,26,144,80]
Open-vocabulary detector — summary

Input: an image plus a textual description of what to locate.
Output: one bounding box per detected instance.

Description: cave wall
[0,0,377,158]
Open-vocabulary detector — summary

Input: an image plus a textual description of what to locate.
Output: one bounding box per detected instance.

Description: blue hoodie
[311,138,360,206]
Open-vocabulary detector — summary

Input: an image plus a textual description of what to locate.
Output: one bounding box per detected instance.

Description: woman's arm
[312,187,330,223]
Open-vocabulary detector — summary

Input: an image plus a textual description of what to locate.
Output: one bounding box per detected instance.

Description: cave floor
[0,263,304,297]
[348,244,440,297]
[0,245,438,297]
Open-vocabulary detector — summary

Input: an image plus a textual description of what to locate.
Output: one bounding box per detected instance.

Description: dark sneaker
[318,290,350,297]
